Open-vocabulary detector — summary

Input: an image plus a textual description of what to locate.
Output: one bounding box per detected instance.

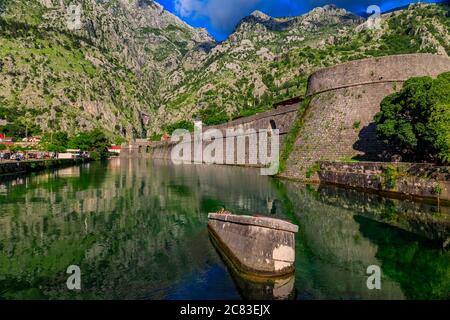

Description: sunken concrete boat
[208,211,299,278]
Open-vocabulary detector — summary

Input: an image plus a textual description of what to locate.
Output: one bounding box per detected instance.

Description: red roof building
[0,134,12,144]
[108,145,122,154]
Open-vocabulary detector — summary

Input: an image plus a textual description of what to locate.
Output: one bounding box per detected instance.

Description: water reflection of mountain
[0,159,285,299]
[0,159,448,300]
[0,159,212,299]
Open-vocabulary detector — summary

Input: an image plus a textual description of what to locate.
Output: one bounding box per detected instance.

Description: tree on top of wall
[374,72,450,164]
[375,72,450,163]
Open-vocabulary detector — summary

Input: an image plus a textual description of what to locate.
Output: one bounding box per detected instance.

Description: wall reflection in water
[0,159,448,300]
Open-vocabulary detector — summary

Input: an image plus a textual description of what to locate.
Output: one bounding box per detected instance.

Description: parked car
[10,153,25,161]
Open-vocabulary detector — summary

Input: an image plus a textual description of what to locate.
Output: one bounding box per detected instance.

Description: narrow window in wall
[270,120,277,130]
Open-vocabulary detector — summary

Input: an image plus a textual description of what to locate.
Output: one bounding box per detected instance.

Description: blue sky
[156,0,446,40]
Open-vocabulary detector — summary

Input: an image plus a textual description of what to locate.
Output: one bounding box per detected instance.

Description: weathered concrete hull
[209,226,296,300]
[208,213,299,278]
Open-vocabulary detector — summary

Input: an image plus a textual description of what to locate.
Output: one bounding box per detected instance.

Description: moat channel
[0,158,448,300]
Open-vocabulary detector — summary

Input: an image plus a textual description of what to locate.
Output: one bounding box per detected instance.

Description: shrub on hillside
[163,120,194,134]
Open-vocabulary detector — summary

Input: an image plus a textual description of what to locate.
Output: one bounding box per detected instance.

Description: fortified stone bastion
[281,54,450,181]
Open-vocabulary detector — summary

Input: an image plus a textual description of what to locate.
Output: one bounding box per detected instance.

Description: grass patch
[380,165,407,190]
[306,163,321,179]
[278,96,312,173]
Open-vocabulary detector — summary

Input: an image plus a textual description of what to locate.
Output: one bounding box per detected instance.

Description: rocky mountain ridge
[157,3,449,133]
[0,1,449,139]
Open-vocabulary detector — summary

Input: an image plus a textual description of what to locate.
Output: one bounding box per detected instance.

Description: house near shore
[0,133,13,146]
[57,149,83,159]
[109,145,122,155]
[22,136,41,143]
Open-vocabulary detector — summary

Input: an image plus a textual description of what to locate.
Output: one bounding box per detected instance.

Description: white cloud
[174,0,262,32]
[174,0,203,17]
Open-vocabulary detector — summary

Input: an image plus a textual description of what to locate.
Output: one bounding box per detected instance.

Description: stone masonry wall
[122,103,299,167]
[318,161,450,203]
[282,54,450,181]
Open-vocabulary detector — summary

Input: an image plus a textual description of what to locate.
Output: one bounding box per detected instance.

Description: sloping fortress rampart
[281,54,450,181]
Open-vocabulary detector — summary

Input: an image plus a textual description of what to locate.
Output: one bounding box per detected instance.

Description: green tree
[68,129,110,159]
[39,132,68,152]
[0,123,26,140]
[163,120,194,134]
[374,72,450,163]
[196,104,229,126]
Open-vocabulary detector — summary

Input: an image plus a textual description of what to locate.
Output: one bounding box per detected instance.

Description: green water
[0,159,449,300]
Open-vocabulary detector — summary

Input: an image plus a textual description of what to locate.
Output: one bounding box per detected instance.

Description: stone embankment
[318,162,450,204]
[0,159,91,176]
[314,183,450,246]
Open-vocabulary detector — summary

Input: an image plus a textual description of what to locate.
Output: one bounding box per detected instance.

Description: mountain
[158,4,366,128]
[158,3,450,130]
[0,0,214,139]
[0,1,449,140]
[39,0,215,80]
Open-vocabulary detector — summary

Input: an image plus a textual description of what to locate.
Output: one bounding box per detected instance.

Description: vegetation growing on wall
[278,96,312,173]
[380,165,402,189]
[306,163,321,179]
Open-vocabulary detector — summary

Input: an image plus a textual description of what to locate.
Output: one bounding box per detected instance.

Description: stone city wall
[281,54,450,181]
[122,103,299,167]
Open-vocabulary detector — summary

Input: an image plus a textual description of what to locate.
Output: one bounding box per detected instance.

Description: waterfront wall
[122,102,299,166]
[123,54,450,188]
[0,159,91,176]
[281,54,450,181]
[317,162,450,203]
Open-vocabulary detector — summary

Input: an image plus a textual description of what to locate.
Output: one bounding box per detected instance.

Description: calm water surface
[0,159,449,300]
